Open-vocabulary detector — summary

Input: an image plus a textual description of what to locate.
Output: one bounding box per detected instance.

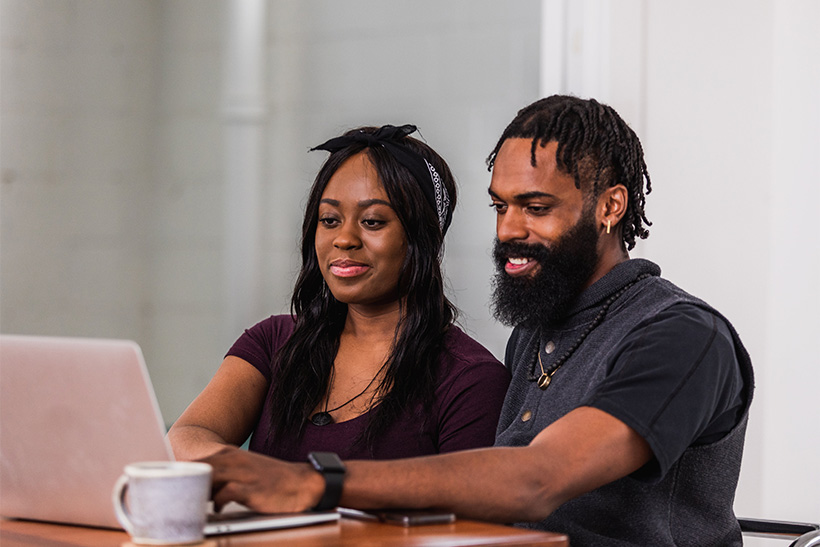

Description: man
[203,95,753,546]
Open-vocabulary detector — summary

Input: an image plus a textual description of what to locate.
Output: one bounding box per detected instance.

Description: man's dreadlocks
[487,95,652,250]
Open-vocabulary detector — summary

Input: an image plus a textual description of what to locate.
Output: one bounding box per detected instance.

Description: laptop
[0,334,339,535]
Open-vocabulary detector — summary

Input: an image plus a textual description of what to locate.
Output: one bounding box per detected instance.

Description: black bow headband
[310,124,452,233]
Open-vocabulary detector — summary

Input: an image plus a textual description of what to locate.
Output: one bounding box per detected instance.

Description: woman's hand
[201,447,324,514]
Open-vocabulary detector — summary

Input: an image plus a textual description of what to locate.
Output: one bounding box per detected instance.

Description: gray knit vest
[496,259,754,546]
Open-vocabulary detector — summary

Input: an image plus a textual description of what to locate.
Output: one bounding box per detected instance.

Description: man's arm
[205,405,651,521]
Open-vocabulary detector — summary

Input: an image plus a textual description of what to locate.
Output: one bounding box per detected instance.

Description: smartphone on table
[337,507,456,526]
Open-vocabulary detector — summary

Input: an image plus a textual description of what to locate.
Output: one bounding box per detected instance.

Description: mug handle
[112,474,135,535]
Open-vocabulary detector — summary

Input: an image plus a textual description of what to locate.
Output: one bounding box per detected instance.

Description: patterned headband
[310,124,452,234]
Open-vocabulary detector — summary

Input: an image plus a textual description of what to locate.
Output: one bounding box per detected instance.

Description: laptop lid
[0,335,172,529]
[0,334,340,534]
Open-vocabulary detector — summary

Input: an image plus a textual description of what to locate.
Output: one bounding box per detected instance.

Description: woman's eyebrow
[319,198,392,208]
[358,198,392,208]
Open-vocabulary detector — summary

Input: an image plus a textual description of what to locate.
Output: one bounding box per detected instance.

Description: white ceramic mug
[112,461,212,545]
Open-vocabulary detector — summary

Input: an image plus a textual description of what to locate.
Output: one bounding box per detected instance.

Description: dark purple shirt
[227,315,511,461]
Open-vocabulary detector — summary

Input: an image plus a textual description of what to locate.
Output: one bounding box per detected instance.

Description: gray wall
[1,0,541,420]
[2,0,818,538]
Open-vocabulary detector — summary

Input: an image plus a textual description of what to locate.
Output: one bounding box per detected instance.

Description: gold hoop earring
[606,220,611,234]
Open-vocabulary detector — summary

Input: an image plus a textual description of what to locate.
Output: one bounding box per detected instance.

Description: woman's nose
[333,221,362,250]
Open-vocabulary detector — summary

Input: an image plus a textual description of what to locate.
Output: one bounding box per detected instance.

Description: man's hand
[200,447,324,513]
[199,406,650,521]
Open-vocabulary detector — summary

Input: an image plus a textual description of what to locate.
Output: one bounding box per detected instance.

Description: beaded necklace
[534,274,650,390]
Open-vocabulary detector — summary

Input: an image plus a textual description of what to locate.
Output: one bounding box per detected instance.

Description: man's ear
[597,184,628,234]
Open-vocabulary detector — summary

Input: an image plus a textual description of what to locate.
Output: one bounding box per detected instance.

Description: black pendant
[310,412,333,426]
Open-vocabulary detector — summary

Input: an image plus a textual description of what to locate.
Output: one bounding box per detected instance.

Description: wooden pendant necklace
[309,363,386,426]
[535,274,649,390]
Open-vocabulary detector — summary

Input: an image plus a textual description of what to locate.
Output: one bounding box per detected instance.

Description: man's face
[488,139,601,326]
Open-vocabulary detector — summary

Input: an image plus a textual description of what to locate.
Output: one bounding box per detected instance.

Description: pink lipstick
[330,259,370,278]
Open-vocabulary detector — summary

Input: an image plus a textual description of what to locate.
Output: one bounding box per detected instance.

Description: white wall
[0,0,542,420]
[764,0,820,524]
[0,1,158,341]
[645,0,820,528]
[144,0,227,427]
[539,0,820,533]
[0,0,228,420]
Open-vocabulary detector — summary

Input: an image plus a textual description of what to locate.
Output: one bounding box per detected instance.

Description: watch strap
[308,452,346,511]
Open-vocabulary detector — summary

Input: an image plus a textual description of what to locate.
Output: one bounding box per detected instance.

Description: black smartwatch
[308,452,346,511]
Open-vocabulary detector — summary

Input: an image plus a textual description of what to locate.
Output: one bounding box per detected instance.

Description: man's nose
[496,208,528,242]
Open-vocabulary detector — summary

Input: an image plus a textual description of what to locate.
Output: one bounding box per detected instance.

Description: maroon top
[227,315,510,461]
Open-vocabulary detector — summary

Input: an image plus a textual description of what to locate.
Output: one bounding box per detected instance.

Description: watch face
[309,452,345,473]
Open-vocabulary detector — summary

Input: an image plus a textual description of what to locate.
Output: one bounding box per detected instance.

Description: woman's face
[315,152,408,311]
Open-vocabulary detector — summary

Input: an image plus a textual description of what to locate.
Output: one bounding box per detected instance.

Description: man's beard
[491,211,600,327]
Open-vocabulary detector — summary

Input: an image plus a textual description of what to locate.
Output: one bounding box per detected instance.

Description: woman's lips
[504,256,537,277]
[329,259,370,278]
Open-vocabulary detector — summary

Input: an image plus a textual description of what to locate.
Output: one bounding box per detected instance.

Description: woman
[169,124,510,462]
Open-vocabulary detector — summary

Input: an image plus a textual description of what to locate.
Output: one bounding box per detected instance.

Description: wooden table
[1,517,568,546]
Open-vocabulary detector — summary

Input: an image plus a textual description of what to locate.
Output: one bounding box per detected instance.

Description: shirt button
[545,341,556,354]
[521,410,532,422]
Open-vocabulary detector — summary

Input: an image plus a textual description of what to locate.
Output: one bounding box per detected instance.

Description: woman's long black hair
[264,126,458,453]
